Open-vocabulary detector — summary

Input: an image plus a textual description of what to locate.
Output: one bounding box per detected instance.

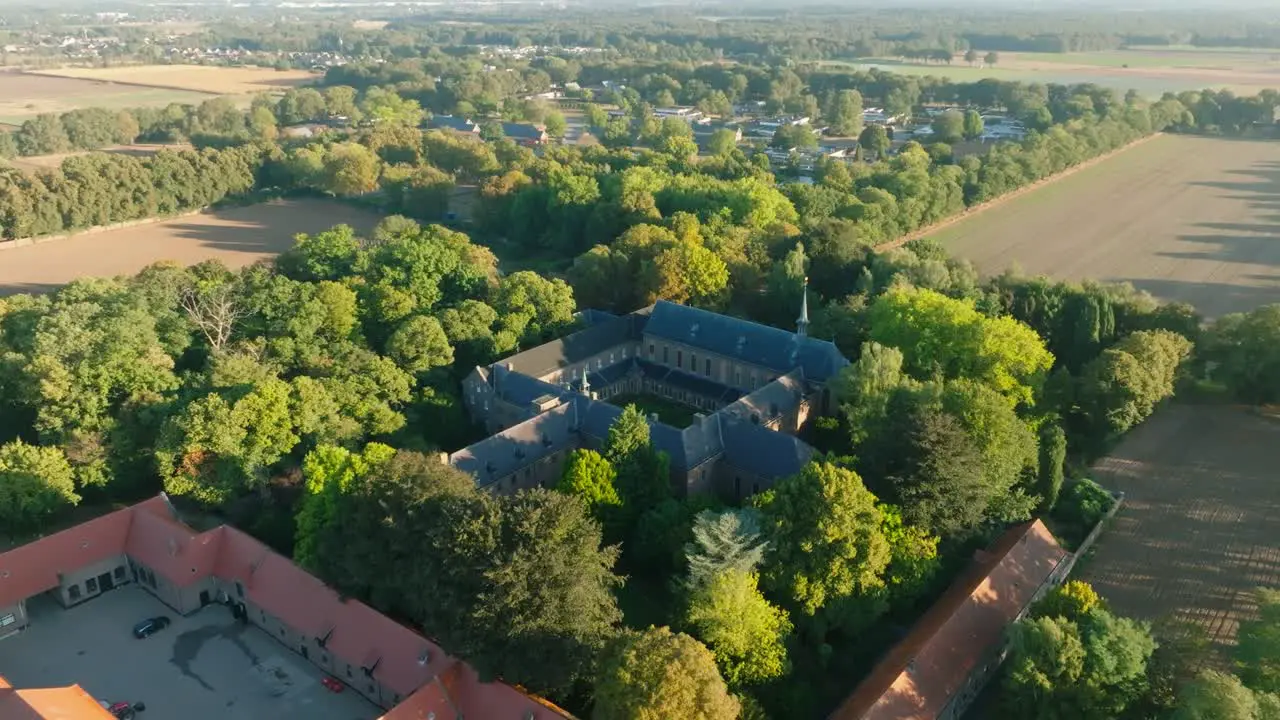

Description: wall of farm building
[641,334,779,393]
[56,554,131,608]
[539,341,640,386]
[0,600,27,637]
[488,448,572,495]
[216,579,403,708]
[126,556,217,615]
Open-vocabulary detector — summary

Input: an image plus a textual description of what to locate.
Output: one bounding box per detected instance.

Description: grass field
[1079,404,1280,655]
[0,199,382,296]
[928,134,1280,318]
[609,393,700,428]
[30,65,320,95]
[0,71,212,125]
[832,46,1280,96]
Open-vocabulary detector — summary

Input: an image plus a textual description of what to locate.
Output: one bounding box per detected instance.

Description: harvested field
[5,143,191,172]
[31,65,319,95]
[0,199,382,295]
[1080,404,1280,654]
[0,70,211,125]
[929,134,1280,318]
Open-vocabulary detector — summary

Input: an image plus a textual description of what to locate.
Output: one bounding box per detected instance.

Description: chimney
[438,451,449,465]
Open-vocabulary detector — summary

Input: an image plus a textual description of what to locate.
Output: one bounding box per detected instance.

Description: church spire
[796,276,810,339]
[580,367,591,396]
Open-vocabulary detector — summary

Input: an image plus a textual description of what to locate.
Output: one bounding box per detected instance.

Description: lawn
[609,393,701,429]
[927,133,1280,319]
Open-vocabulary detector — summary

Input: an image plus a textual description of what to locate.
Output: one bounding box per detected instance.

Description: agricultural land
[1080,404,1280,654]
[0,70,211,126]
[839,47,1280,96]
[29,65,320,95]
[0,198,381,296]
[928,133,1280,318]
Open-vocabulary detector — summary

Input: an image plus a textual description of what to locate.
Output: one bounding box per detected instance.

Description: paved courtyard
[0,586,380,720]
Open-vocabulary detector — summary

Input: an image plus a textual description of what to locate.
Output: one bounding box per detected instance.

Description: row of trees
[999,580,1280,720]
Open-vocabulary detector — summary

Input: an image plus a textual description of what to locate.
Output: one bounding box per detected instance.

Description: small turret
[796,276,810,339]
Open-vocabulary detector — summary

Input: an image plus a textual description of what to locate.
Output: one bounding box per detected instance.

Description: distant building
[453,295,847,499]
[0,496,570,719]
[501,122,549,146]
[430,115,482,136]
[828,519,1070,720]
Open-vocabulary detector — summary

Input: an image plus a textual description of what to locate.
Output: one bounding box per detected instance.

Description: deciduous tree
[594,626,740,720]
[686,569,793,687]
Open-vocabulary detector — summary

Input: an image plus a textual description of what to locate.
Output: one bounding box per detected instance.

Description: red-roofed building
[0,495,574,720]
[0,675,114,720]
[829,519,1070,720]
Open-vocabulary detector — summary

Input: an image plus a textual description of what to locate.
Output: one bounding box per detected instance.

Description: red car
[98,700,144,719]
[321,677,344,693]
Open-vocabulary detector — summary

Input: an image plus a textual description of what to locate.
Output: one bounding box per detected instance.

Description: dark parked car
[99,700,145,719]
[132,616,170,639]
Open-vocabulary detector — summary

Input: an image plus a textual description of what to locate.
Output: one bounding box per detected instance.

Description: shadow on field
[161,219,299,255]
[0,281,63,297]
[1123,277,1280,319]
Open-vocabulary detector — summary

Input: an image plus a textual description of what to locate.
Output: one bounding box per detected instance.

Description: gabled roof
[720,419,814,480]
[430,115,479,133]
[502,122,547,140]
[496,310,647,380]
[379,662,574,720]
[644,301,848,382]
[0,498,571,718]
[719,368,806,426]
[829,520,1069,720]
[0,677,114,720]
[449,401,580,486]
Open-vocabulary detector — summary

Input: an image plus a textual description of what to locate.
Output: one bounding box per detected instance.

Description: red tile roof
[0,676,115,720]
[379,662,576,720]
[829,519,1069,720]
[0,506,134,609]
[0,496,573,719]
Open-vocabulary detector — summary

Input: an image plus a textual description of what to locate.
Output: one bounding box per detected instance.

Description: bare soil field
[1079,404,1280,654]
[30,65,320,95]
[0,71,211,125]
[929,134,1280,318]
[0,199,382,295]
[5,142,192,172]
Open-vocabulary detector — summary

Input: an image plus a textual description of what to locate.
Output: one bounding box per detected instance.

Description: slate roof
[644,300,848,382]
[497,310,648,380]
[829,520,1069,720]
[493,365,570,408]
[720,419,814,479]
[431,115,479,133]
[636,359,743,405]
[449,401,580,486]
[502,122,547,140]
[720,369,806,425]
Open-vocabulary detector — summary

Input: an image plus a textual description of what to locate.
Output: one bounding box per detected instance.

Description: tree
[248,105,279,141]
[771,123,818,150]
[686,569,793,687]
[1237,588,1280,694]
[651,241,730,307]
[461,489,623,695]
[858,124,891,160]
[545,110,567,139]
[825,89,864,137]
[321,143,381,197]
[492,270,576,344]
[868,287,1054,407]
[964,109,985,140]
[594,626,741,720]
[17,114,71,155]
[1174,670,1270,720]
[278,225,362,282]
[1037,422,1067,512]
[386,315,453,373]
[295,442,396,572]
[965,49,979,65]
[557,449,621,519]
[606,405,671,519]
[1033,580,1103,622]
[0,440,79,533]
[1203,305,1280,404]
[985,51,1000,66]
[1002,608,1157,720]
[585,104,609,128]
[931,110,966,143]
[684,508,768,590]
[1079,330,1192,438]
[708,129,738,156]
[753,461,890,629]
[360,87,424,126]
[323,85,362,123]
[179,274,247,353]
